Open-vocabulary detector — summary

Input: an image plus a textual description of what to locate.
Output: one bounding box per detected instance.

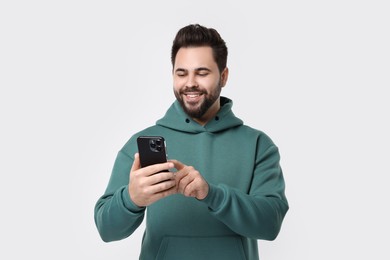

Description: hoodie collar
[156,96,243,133]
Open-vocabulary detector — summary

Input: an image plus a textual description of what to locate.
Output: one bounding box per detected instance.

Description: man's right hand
[128,153,176,207]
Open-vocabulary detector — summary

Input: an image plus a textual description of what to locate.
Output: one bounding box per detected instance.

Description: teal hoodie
[94,97,289,260]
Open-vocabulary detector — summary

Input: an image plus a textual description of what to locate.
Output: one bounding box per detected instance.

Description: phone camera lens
[148,138,163,152]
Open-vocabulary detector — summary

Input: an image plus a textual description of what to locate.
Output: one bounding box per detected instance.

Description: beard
[174,81,222,119]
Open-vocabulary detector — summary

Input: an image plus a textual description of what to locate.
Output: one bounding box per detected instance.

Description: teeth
[187,94,200,98]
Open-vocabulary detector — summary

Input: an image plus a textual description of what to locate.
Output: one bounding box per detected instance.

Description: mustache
[179,87,206,94]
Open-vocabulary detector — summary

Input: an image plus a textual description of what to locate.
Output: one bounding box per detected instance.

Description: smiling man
[173,46,228,125]
[94,24,289,260]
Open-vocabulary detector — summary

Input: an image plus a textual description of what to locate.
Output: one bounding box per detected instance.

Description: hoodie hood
[156,96,243,134]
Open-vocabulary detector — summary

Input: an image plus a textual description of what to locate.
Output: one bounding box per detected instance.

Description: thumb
[131,153,141,174]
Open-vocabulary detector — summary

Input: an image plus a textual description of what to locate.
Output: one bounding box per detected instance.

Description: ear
[220,67,229,88]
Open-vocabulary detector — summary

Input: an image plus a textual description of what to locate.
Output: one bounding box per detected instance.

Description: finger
[174,165,193,181]
[150,184,178,204]
[183,180,197,197]
[142,162,174,177]
[149,179,176,194]
[130,153,141,174]
[149,171,176,185]
[170,159,186,171]
[177,173,193,194]
[183,178,209,200]
[174,169,188,181]
[161,185,178,197]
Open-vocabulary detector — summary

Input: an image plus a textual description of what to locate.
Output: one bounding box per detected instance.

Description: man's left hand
[170,160,209,200]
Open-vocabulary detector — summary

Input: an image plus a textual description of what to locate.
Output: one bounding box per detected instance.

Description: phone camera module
[149,138,162,153]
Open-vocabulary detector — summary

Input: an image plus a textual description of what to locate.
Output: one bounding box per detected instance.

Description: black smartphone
[136,136,168,168]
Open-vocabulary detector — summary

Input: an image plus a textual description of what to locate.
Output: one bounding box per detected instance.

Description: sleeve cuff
[199,183,226,211]
[122,186,146,213]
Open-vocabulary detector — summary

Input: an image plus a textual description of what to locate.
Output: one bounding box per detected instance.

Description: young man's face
[173,46,228,123]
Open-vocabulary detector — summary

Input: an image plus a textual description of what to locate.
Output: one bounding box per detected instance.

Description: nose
[186,73,198,88]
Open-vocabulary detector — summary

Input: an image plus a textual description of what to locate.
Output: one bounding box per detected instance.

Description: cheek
[202,78,220,89]
[173,78,185,89]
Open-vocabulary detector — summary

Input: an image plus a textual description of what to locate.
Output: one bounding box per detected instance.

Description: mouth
[185,93,202,98]
[183,92,204,103]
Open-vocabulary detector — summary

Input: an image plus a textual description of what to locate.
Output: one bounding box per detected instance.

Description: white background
[1,1,389,259]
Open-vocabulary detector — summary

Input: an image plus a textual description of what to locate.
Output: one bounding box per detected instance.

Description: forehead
[174,46,216,69]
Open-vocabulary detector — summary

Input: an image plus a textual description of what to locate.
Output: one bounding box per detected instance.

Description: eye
[196,68,211,77]
[175,70,187,77]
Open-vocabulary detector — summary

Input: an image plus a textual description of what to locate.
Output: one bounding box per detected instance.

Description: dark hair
[171,24,228,73]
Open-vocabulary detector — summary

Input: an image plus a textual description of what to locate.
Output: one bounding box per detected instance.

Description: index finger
[169,159,186,171]
[142,161,174,177]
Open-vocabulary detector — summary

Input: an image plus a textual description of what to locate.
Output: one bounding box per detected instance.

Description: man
[94,24,289,260]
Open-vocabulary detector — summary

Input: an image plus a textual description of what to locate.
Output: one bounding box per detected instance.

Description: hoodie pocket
[156,235,247,260]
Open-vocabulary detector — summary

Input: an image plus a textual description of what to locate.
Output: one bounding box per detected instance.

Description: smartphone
[136,136,168,168]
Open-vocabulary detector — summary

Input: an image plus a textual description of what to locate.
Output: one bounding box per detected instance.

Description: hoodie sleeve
[200,144,289,240]
[94,150,145,242]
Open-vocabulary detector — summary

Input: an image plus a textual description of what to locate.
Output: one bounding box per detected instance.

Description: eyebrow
[174,67,212,73]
